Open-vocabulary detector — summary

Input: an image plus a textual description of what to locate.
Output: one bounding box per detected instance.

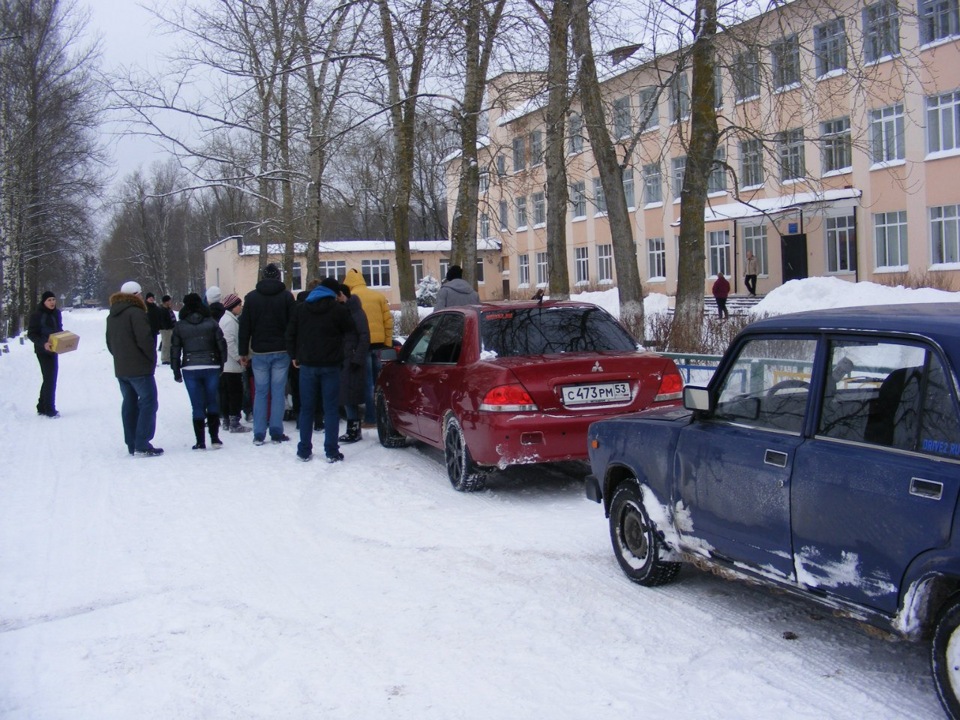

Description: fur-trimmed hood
[108,292,147,312]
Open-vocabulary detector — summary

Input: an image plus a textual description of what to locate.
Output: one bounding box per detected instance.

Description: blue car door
[675,336,819,579]
[791,337,960,614]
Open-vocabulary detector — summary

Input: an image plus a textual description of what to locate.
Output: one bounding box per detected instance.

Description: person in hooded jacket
[238,263,296,445]
[171,293,228,450]
[434,265,479,309]
[106,281,163,457]
[218,293,250,434]
[343,268,394,427]
[337,283,370,444]
[286,277,355,463]
[27,290,64,418]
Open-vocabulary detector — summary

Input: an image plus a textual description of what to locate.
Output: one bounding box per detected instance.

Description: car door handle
[764,449,788,468]
[910,477,943,501]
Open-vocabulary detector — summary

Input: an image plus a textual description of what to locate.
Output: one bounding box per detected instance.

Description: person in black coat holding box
[27,291,63,418]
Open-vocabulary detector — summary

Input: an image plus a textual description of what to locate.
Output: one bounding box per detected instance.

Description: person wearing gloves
[171,293,228,450]
[218,293,250,433]
[26,290,64,418]
[434,265,479,309]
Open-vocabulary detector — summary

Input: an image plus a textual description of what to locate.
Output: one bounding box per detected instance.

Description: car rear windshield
[480,306,638,357]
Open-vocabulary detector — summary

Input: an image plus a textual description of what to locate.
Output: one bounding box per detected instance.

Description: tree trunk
[544,0,571,301]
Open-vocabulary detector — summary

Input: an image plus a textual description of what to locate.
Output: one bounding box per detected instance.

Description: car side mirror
[380,347,398,363]
[683,386,712,412]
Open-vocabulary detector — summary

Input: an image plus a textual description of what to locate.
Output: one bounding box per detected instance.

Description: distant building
[203,236,501,305]
[447,0,960,297]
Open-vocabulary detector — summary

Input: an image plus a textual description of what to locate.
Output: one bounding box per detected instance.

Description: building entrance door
[782,233,808,283]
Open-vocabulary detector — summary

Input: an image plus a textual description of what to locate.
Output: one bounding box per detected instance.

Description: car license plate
[561,382,631,406]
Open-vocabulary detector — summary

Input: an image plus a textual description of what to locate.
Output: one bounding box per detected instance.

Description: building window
[623,168,636,208]
[931,204,960,264]
[412,260,424,284]
[593,177,607,214]
[533,191,546,226]
[708,230,730,276]
[870,103,905,162]
[440,258,450,280]
[863,0,900,63]
[361,259,391,287]
[571,180,586,218]
[734,49,760,100]
[713,63,724,109]
[822,117,852,172]
[318,260,346,280]
[530,130,543,166]
[742,224,769,275]
[512,137,526,172]
[771,34,800,89]
[643,163,662,203]
[826,214,857,273]
[499,199,508,231]
[874,211,908,268]
[496,154,507,176]
[927,90,960,153]
[647,237,666,280]
[598,244,613,283]
[613,96,632,139]
[575,247,590,284]
[568,112,583,154]
[516,196,528,228]
[479,171,489,194]
[638,86,658,130]
[291,263,303,292]
[739,138,764,188]
[479,212,490,239]
[536,251,548,286]
[708,146,727,193]
[814,18,847,76]
[777,128,805,181]
[476,258,485,283]
[920,0,959,44]
[672,156,686,197]
[670,72,690,122]
[518,254,530,286]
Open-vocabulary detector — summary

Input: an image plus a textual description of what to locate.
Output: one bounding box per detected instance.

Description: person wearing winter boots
[434,265,479,309]
[337,284,369,444]
[27,291,64,418]
[106,281,163,457]
[286,277,354,462]
[171,293,228,449]
[218,293,250,434]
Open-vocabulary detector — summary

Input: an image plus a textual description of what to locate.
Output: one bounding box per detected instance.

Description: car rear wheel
[444,416,486,492]
[932,594,960,720]
[609,481,681,587]
[376,392,406,449]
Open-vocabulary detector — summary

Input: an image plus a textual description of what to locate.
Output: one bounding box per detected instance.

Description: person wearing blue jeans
[250,351,290,443]
[297,364,341,461]
[106,280,163,457]
[362,349,381,425]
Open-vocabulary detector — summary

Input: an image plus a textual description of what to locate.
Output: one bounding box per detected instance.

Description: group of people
[99,263,394,462]
[711,251,760,321]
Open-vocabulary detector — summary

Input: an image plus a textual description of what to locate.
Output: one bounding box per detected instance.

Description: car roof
[439,300,604,313]
[745,303,960,337]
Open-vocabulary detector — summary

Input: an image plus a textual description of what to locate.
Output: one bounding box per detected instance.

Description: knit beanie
[263,264,281,279]
[205,286,222,304]
[120,281,141,295]
[222,293,242,311]
[41,290,56,302]
[182,292,204,310]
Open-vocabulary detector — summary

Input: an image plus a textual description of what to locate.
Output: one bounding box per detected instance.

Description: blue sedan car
[585,303,960,718]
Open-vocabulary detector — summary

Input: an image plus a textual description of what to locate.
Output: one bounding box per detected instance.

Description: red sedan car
[375,300,683,491]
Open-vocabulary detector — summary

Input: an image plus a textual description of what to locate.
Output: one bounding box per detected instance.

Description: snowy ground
[1,278,957,719]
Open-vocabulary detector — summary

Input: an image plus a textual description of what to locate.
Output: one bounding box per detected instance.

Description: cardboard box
[49,331,80,354]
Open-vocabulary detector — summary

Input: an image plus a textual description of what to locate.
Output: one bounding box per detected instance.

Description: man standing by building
[744,251,759,297]
[238,263,296,445]
[158,294,176,364]
[106,281,163,457]
[712,272,730,321]
[344,268,394,428]
[434,265,479,309]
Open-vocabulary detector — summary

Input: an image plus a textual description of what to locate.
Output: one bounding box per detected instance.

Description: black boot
[207,413,223,449]
[192,418,206,450]
[338,420,362,444]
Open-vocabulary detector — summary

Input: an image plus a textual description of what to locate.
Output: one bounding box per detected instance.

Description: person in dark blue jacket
[27,291,64,418]
[286,277,354,463]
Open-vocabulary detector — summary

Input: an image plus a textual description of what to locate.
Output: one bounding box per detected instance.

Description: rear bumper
[463,411,598,468]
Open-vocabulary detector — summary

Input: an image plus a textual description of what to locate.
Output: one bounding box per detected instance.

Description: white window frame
[708,146,727,194]
[535,251,548,287]
[672,156,686,198]
[499,199,508,231]
[670,72,690,123]
[317,260,346,280]
[822,117,852,173]
[814,18,847,77]
[931,204,960,265]
[643,163,662,204]
[613,96,632,139]
[870,104,905,163]
[927,90,960,154]
[638,87,658,131]
[708,230,730,277]
[623,168,636,209]
[740,138,764,189]
[863,0,900,63]
[734,49,760,101]
[826,214,857,273]
[532,191,546,226]
[741,224,769,275]
[647,237,666,281]
[575,247,590,285]
[777,128,805,181]
[568,112,584,154]
[874,210,908,269]
[571,181,586,218]
[592,177,607,214]
[771,34,801,90]
[518,254,530,287]
[597,244,613,283]
[361,258,391,287]
[920,0,959,44]
[516,196,528,229]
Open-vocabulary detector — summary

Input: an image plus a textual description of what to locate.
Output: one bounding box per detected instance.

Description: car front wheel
[609,481,681,587]
[444,416,486,492]
[933,594,960,720]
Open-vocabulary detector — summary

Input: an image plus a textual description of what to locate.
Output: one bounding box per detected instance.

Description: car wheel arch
[602,464,647,516]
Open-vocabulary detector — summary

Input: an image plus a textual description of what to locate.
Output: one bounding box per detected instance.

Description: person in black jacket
[286,277,354,462]
[26,291,64,418]
[238,263,296,445]
[171,293,228,449]
[158,294,176,365]
[144,292,163,346]
[337,283,370,444]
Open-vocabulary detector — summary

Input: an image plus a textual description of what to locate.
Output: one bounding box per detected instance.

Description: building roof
[205,237,502,256]
[701,188,862,224]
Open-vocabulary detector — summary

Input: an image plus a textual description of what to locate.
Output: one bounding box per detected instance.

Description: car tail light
[479,384,539,412]
[654,368,684,402]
